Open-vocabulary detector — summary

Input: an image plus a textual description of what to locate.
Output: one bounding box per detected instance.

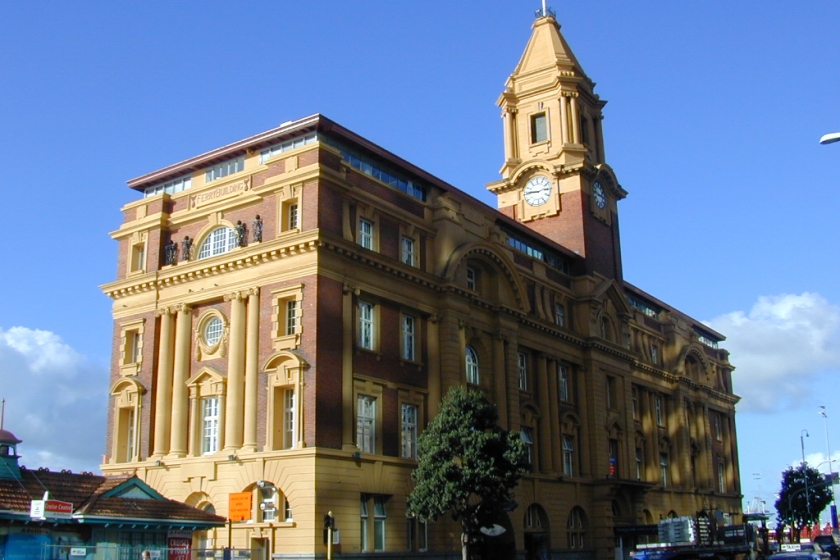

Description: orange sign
[228,492,252,521]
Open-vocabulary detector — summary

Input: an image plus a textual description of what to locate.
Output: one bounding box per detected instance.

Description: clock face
[593,181,607,209]
[524,176,552,206]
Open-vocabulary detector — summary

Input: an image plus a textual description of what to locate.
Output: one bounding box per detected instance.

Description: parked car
[814,535,840,560]
[770,551,830,560]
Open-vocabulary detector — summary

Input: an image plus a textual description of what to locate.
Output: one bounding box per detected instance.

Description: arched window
[567,507,587,549]
[465,346,479,384]
[198,226,238,259]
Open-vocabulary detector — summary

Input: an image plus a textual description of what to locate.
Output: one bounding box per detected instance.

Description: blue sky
[1,1,839,523]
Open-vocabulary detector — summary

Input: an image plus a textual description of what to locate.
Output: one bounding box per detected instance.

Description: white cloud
[706,292,840,413]
[0,326,107,474]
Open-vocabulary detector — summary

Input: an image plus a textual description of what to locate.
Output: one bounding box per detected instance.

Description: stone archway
[523,503,551,560]
[475,509,516,560]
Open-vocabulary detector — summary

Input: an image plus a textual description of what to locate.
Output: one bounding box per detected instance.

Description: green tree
[775,463,834,539]
[407,386,529,560]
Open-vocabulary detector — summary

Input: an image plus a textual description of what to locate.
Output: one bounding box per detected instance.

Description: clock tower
[487,10,627,280]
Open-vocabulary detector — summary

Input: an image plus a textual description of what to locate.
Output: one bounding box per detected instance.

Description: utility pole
[819,406,839,534]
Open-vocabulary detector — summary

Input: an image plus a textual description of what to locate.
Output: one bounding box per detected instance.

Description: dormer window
[205,156,244,183]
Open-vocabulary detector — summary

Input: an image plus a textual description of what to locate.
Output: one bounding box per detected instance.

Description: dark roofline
[623,281,726,341]
[125,114,584,265]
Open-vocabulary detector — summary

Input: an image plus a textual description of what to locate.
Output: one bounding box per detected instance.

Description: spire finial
[0,399,4,430]
[535,1,556,19]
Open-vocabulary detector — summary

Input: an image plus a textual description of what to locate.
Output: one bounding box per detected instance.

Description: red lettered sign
[45,500,73,518]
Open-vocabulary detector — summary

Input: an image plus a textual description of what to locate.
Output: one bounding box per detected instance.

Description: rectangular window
[563,435,574,476]
[631,387,639,420]
[580,114,589,146]
[202,397,220,455]
[660,452,669,486]
[259,132,318,163]
[466,267,477,291]
[118,407,136,463]
[518,352,528,391]
[655,395,664,426]
[284,495,293,521]
[124,330,141,364]
[143,174,192,198]
[401,315,415,361]
[359,218,373,250]
[260,485,277,522]
[713,413,723,441]
[521,427,534,466]
[418,519,428,551]
[401,404,418,459]
[401,236,415,266]
[718,460,726,492]
[360,497,369,551]
[283,389,295,449]
[130,243,145,273]
[609,439,619,478]
[555,303,565,327]
[205,155,244,182]
[357,395,376,453]
[635,447,643,480]
[288,203,299,230]
[359,301,374,350]
[285,300,298,336]
[650,344,659,365]
[558,365,569,403]
[374,497,387,552]
[531,112,548,143]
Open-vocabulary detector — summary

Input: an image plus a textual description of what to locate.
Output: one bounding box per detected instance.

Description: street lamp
[821,132,840,145]
[803,430,813,522]
[819,405,839,534]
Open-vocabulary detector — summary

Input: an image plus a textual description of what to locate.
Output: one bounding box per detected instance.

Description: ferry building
[101,8,743,560]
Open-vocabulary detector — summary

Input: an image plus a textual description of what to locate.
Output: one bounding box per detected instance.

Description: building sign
[228,492,252,522]
[168,529,193,560]
[30,499,73,520]
[190,178,251,209]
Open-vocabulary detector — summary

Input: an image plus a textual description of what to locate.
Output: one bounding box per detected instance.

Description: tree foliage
[407,386,529,554]
[775,463,834,538]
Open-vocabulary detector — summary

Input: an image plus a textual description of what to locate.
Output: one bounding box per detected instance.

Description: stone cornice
[101,232,321,300]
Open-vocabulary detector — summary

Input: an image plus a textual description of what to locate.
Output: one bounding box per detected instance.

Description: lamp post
[819,406,838,534]
[803,429,813,525]
[820,132,840,145]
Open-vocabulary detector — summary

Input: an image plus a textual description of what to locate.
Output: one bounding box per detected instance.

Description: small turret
[0,427,22,480]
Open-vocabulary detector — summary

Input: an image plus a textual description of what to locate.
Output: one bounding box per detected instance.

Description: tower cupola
[0,427,23,480]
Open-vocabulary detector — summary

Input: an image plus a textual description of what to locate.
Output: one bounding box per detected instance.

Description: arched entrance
[524,503,550,560]
[475,509,516,560]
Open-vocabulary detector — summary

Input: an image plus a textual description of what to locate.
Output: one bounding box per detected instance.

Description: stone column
[560,95,569,143]
[169,304,192,456]
[504,334,520,431]
[224,292,247,452]
[570,96,580,143]
[188,392,199,456]
[536,354,552,473]
[492,336,508,428]
[643,390,657,481]
[152,308,175,457]
[342,285,356,450]
[547,360,562,472]
[503,107,517,161]
[595,116,606,162]
[243,288,260,452]
[427,316,441,419]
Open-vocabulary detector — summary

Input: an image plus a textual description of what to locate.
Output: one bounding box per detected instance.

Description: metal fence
[39,546,255,560]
